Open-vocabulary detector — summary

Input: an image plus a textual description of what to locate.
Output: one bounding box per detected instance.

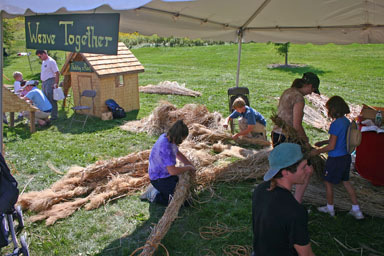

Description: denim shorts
[324,154,351,184]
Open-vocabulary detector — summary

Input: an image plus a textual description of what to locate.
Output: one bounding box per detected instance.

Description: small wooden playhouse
[61,42,144,118]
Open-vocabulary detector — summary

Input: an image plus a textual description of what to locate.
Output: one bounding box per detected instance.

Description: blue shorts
[324,154,351,184]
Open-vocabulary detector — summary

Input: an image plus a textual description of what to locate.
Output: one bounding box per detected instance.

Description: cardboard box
[360,104,384,121]
[101,112,113,121]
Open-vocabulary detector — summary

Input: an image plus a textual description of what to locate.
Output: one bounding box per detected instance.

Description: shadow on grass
[96,203,167,256]
[3,122,33,141]
[50,109,138,135]
[267,65,328,77]
[3,109,139,139]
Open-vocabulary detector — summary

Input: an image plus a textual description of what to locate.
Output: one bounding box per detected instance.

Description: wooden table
[3,85,38,133]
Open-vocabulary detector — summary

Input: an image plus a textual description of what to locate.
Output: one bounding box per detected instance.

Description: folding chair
[70,90,96,129]
[227,87,250,134]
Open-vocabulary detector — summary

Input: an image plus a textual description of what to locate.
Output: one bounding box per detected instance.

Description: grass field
[2,36,384,255]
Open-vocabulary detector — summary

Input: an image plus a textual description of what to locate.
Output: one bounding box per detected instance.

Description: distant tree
[269,42,290,66]
[3,19,16,50]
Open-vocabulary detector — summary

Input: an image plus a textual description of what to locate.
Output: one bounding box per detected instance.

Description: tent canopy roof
[2,0,384,44]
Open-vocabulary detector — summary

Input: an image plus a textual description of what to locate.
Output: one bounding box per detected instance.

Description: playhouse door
[77,75,95,115]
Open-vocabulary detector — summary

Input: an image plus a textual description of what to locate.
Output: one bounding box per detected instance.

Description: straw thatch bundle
[305,94,362,121]
[18,137,265,225]
[139,171,192,256]
[189,123,231,143]
[18,151,151,225]
[122,101,271,147]
[121,101,224,136]
[139,81,202,97]
[270,113,326,177]
[303,105,330,131]
[195,148,271,186]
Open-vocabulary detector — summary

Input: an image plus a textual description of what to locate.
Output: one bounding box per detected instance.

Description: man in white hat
[21,81,52,126]
[252,143,315,256]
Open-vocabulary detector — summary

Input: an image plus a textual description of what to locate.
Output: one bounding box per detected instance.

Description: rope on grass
[199,222,247,240]
[222,245,253,256]
[199,248,216,256]
[130,242,169,256]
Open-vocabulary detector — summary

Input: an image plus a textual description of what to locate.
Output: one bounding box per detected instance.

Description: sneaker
[140,184,159,203]
[317,206,335,217]
[348,209,364,220]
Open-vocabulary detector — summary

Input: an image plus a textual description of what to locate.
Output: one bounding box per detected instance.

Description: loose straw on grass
[199,222,247,240]
[222,245,253,256]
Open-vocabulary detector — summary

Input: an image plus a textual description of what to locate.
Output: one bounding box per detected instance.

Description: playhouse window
[115,75,124,87]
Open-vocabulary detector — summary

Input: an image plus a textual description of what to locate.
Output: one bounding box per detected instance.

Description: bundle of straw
[139,81,202,97]
[305,94,362,121]
[18,151,151,225]
[139,171,192,255]
[121,101,224,136]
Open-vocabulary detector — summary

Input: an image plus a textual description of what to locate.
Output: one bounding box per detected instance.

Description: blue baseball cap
[264,143,303,181]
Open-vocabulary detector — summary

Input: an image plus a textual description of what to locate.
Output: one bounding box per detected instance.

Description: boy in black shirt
[252,143,315,256]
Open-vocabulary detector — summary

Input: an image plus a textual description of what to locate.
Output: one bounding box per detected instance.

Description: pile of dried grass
[306,94,362,120]
[121,101,224,136]
[304,94,363,132]
[139,81,201,97]
[195,148,271,186]
[18,150,151,225]
[304,171,384,218]
[303,105,330,131]
[122,101,271,147]
[17,138,263,225]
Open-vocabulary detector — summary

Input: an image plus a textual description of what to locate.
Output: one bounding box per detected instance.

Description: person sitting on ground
[311,96,364,219]
[252,143,315,256]
[12,71,25,121]
[141,120,196,206]
[20,81,52,127]
[224,97,267,140]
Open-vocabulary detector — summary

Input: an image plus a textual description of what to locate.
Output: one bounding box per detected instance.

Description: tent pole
[0,12,3,152]
[236,29,243,88]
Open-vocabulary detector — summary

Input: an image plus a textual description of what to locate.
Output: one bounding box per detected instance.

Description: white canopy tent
[1,0,384,145]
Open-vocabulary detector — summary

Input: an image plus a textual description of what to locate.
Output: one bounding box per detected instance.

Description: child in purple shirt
[141,120,196,205]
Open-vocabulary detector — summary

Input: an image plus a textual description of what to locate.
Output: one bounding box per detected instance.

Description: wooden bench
[3,85,38,133]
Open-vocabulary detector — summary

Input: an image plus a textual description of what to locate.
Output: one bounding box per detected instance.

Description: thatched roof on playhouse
[61,42,144,77]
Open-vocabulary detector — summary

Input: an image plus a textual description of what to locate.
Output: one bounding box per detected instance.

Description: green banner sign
[25,14,119,55]
[70,61,92,72]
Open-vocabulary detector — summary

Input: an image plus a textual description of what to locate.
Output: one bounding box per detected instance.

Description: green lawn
[3,41,384,255]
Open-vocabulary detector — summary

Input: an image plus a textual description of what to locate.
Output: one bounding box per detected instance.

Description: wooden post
[9,112,14,127]
[30,111,35,133]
